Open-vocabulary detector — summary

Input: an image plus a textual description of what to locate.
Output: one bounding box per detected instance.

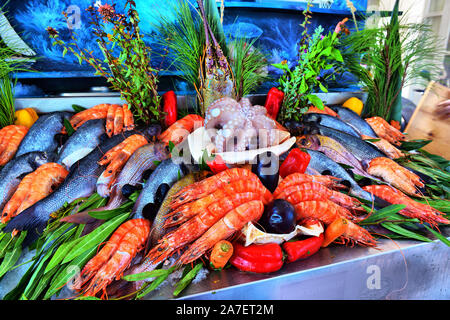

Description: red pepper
[279,148,311,178]
[282,233,324,263]
[206,154,228,174]
[264,87,284,120]
[162,90,177,127]
[230,242,284,273]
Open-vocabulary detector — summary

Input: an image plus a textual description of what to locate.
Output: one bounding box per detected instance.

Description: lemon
[15,108,39,128]
[342,97,364,116]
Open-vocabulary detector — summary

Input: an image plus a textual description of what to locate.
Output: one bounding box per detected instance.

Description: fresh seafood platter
[0,0,448,300]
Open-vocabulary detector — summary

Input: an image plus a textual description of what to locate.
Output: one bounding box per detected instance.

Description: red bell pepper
[230,242,284,273]
[206,154,228,174]
[282,233,324,263]
[264,87,284,120]
[162,90,177,127]
[279,148,311,178]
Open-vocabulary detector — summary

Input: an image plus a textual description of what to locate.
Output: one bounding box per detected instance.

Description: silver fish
[329,106,378,137]
[15,111,72,158]
[132,158,189,219]
[56,119,106,169]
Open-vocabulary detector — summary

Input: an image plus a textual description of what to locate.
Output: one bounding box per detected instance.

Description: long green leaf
[361,204,406,224]
[136,272,171,299]
[62,213,129,264]
[123,267,174,282]
[173,262,203,296]
[423,225,450,247]
[0,232,27,278]
[381,222,432,242]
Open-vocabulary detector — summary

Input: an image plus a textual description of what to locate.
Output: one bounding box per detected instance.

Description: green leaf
[71,104,86,113]
[63,119,75,137]
[400,139,432,151]
[361,204,406,224]
[173,262,203,296]
[380,222,432,242]
[0,232,27,278]
[318,82,328,93]
[306,94,325,110]
[136,272,171,299]
[423,225,450,247]
[62,213,129,264]
[363,138,381,143]
[271,63,290,72]
[123,268,174,282]
[44,227,82,274]
[87,201,133,220]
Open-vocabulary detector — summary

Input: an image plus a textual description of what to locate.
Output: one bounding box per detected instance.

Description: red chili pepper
[162,90,177,127]
[264,87,284,120]
[230,242,284,273]
[279,148,311,178]
[206,154,228,174]
[282,233,324,263]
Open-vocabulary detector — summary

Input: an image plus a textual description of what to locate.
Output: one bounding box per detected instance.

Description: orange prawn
[146,192,266,265]
[97,134,148,197]
[175,200,265,266]
[365,157,424,196]
[293,200,376,246]
[1,163,68,224]
[365,117,405,146]
[106,104,119,137]
[62,103,110,133]
[363,185,450,227]
[122,104,135,131]
[0,125,29,166]
[74,218,151,298]
[158,114,204,146]
[164,179,273,228]
[273,172,343,199]
[276,181,363,212]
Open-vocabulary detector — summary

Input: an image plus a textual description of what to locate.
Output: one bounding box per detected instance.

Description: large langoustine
[204,97,285,153]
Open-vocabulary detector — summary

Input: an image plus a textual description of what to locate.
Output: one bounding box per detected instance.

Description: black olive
[258,199,296,234]
[155,183,170,206]
[121,184,142,198]
[251,151,279,193]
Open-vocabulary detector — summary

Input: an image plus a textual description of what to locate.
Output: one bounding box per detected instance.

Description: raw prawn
[175,200,265,266]
[158,114,204,146]
[273,172,343,199]
[122,104,135,131]
[1,163,68,224]
[365,157,424,196]
[275,181,363,212]
[306,106,338,117]
[0,125,29,166]
[365,117,405,146]
[73,218,150,298]
[164,179,273,228]
[97,134,148,197]
[293,200,376,246]
[363,185,450,226]
[62,103,109,133]
[170,167,261,209]
[146,192,267,265]
[361,134,405,159]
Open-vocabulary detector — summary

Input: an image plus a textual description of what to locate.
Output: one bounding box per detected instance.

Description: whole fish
[328,106,378,137]
[306,124,385,161]
[302,113,361,138]
[15,112,73,158]
[0,151,50,212]
[305,149,382,205]
[3,131,138,234]
[132,158,189,220]
[149,173,196,247]
[297,135,379,180]
[56,119,106,169]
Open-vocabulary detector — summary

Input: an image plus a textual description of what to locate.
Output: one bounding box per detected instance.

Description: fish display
[302,113,361,138]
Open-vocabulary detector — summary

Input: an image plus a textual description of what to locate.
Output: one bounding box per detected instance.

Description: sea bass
[56,119,106,169]
[305,149,381,204]
[132,158,189,220]
[4,131,138,234]
[328,106,378,137]
[15,112,73,158]
[302,113,361,138]
[0,151,50,212]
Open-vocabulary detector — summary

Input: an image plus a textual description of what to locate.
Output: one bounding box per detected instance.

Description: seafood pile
[0,96,447,301]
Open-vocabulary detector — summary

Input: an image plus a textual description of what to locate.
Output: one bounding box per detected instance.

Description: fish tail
[3,205,48,235]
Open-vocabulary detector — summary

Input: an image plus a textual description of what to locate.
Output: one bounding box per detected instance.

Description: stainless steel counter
[145,227,449,300]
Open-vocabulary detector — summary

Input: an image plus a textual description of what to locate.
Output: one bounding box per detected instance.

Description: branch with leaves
[47,0,164,125]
